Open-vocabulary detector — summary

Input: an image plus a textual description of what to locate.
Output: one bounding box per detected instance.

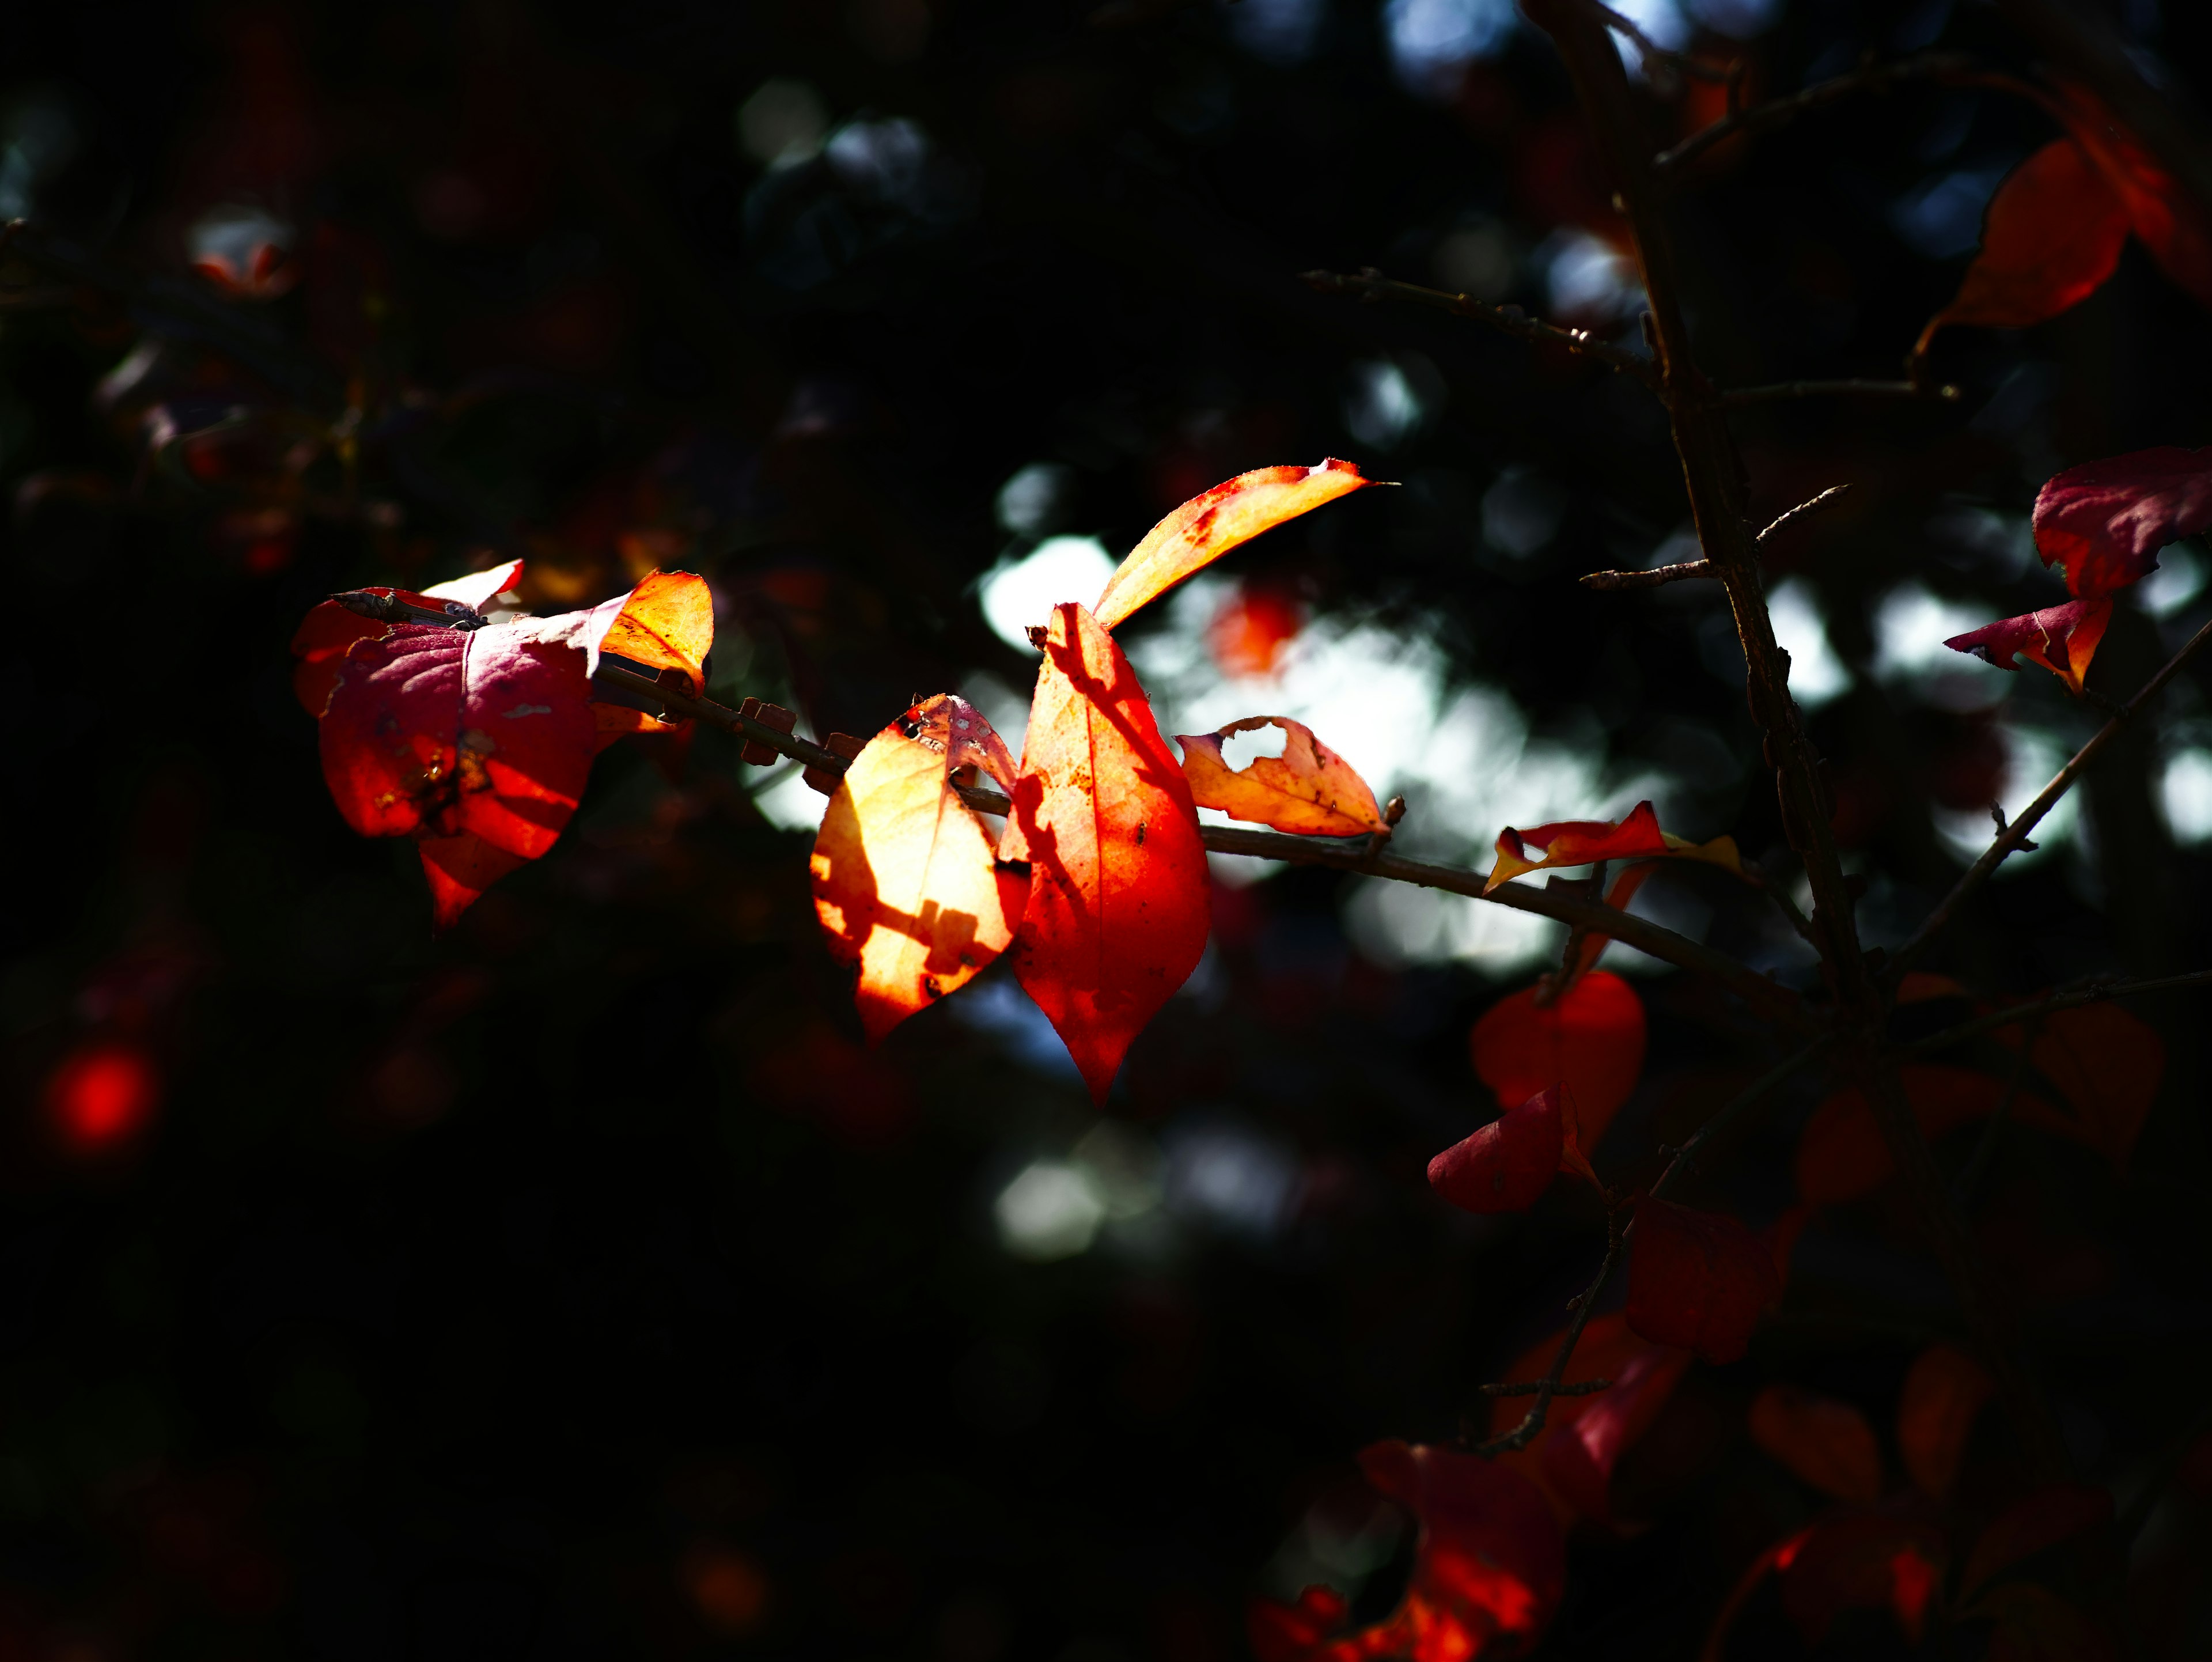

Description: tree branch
[1906,968,2212,1055]
[1299,268,1661,387]
[1474,1205,1628,1456]
[1754,484,1853,544]
[1650,1036,1835,1199]
[1719,378,1959,408]
[1476,1378,1614,1398]
[1888,612,2212,986]
[1654,52,1979,175]
[592,664,1818,1032]
[1580,559,1714,592]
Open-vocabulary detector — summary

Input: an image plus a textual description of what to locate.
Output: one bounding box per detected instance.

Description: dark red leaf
[1537,1342,1694,1525]
[1961,1483,2113,1599]
[2032,445,2212,599]
[1625,1197,1779,1364]
[2058,85,2212,310]
[1469,971,1646,1157]
[1779,1505,1947,1649]
[1897,1342,1995,1500]
[1749,1385,1883,1504]
[1428,1086,1566,1215]
[1945,597,2113,697]
[2005,1001,2165,1172]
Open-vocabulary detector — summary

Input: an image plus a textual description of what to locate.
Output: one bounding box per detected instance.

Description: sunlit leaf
[1470,971,1646,1157]
[1898,1342,1994,1500]
[1000,602,1209,1103]
[1177,716,1387,837]
[290,562,520,716]
[1626,1197,1779,1364]
[421,557,524,610]
[1944,597,2113,696]
[1428,1086,1566,1215]
[811,696,1027,1045]
[1749,1385,1883,1504]
[2032,446,2212,599]
[1092,459,1377,631]
[1485,800,1742,892]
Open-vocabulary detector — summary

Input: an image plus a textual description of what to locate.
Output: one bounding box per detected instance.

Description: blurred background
[3,0,2211,1656]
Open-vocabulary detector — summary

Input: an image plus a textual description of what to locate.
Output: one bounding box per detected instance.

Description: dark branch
[1474,1206,1628,1456]
[1720,378,1960,408]
[1476,1378,1615,1398]
[1300,268,1662,388]
[1655,52,1979,174]
[1581,558,1713,591]
[1650,1036,1835,1201]
[1906,968,2212,1055]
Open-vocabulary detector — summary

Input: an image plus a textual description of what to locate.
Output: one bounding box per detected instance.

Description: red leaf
[1779,1506,1946,1648]
[1538,1343,1695,1525]
[417,833,528,933]
[1428,1086,1566,1215]
[1485,800,1743,892]
[1798,1063,2109,1207]
[1208,582,1305,676]
[44,1042,162,1154]
[1469,971,1646,1157]
[1945,597,2113,697]
[2032,445,2212,599]
[1748,1385,1884,1505]
[290,559,524,715]
[1092,459,1376,630]
[1961,1483,2113,1599]
[2012,1002,2164,1171]
[2058,85,2212,311]
[1249,1587,1348,1662]
[1915,137,2129,358]
[1625,1197,1779,1364]
[1897,1342,1995,1500]
[1000,602,1209,1103]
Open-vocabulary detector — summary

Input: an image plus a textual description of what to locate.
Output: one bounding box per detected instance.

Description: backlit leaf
[1897,1342,1994,1500]
[811,696,1027,1045]
[2058,86,2212,312]
[1428,1086,1566,1215]
[1944,597,2113,697]
[1470,971,1646,1157]
[1177,716,1386,837]
[290,566,515,715]
[1000,602,1209,1103]
[421,557,524,610]
[2032,446,2212,599]
[1749,1385,1883,1504]
[1626,1197,1779,1364]
[1915,137,2128,359]
[1092,459,1377,631]
[1484,800,1743,892]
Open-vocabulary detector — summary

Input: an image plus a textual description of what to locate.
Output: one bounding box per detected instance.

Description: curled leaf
[1626,1197,1779,1364]
[1749,1385,1884,1505]
[2033,445,2212,599]
[1470,971,1646,1158]
[1092,459,1377,630]
[1176,717,1386,837]
[1486,800,1742,892]
[1899,1343,1995,1500]
[1944,597,2112,697]
[1539,1342,1695,1527]
[811,696,1027,1045]
[1001,602,1209,1103]
[1428,1086,1565,1215]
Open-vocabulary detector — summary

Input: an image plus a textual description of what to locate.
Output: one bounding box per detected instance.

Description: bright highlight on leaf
[1177,716,1387,837]
[1944,597,2112,696]
[811,696,1027,1045]
[1470,971,1646,1157]
[1749,1385,1884,1504]
[2033,445,2212,599]
[1001,602,1209,1103]
[1626,1197,1779,1364]
[1485,800,1742,892]
[1092,459,1377,631]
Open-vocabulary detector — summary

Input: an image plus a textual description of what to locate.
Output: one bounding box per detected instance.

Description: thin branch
[1655,52,1979,174]
[1907,968,2212,1055]
[1300,268,1661,388]
[1721,378,1960,408]
[1755,484,1853,544]
[1475,1207,1628,1456]
[1888,613,2212,986]
[1650,1036,1835,1201]
[1581,559,1713,591]
[1476,1378,1614,1398]
[592,664,1819,1032]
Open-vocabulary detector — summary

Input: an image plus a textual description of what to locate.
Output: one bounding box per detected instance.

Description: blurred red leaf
[1428,1086,1566,1215]
[1001,602,1209,1103]
[1539,1342,1695,1525]
[2032,446,2212,600]
[1898,1342,1995,1500]
[1485,800,1742,892]
[44,1042,161,1154]
[2003,1001,2165,1171]
[1626,1198,1779,1364]
[1778,1505,1947,1649]
[1178,716,1387,837]
[1796,1065,2078,1207]
[1251,1442,1566,1662]
[1915,137,2129,358]
[811,696,1025,1044]
[1470,971,1646,1157]
[1093,460,1377,631]
[1209,582,1305,676]
[1748,1385,1883,1504]
[1945,597,2113,697]
[1961,1483,2113,1599]
[2058,86,2212,311]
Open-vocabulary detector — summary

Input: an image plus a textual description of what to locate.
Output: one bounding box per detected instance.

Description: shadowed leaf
[1898,1342,1994,1500]
[1749,1385,1883,1504]
[1626,1197,1779,1364]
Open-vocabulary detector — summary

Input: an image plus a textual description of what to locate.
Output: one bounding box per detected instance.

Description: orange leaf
[552,570,717,740]
[810,696,1027,1045]
[1915,137,2129,359]
[1945,597,2112,697]
[1176,717,1386,837]
[1091,459,1377,630]
[418,832,528,933]
[1486,800,1743,892]
[1897,1342,1994,1500]
[1207,582,1305,676]
[1470,971,1646,1157]
[1749,1386,1884,1505]
[1000,602,1210,1103]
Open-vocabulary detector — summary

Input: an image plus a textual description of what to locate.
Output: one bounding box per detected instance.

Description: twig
[1581,558,1713,591]
[1756,484,1854,544]
[1888,613,2212,986]
[1655,52,1979,174]
[1476,1378,1615,1398]
[1300,268,1662,388]
[1721,378,1960,408]
[1650,1036,1835,1200]
[592,664,1817,1031]
[1907,968,2212,1055]
[1475,1206,1628,1456]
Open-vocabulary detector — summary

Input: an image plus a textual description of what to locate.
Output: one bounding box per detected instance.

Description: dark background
[3,1,2211,1656]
